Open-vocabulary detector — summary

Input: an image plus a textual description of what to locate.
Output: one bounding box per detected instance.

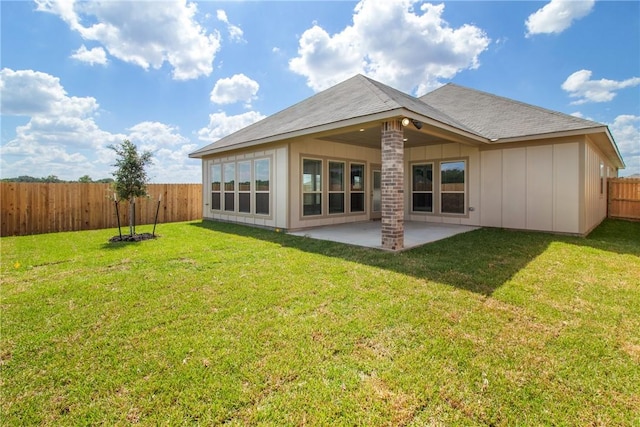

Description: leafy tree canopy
[109,139,153,202]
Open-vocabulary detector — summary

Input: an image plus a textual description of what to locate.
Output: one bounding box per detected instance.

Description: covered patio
[288,221,479,250]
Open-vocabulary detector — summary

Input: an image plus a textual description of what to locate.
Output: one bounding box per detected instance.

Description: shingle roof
[190,75,476,157]
[190,75,612,158]
[420,83,604,140]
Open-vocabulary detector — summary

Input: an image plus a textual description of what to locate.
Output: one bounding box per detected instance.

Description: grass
[1,219,639,425]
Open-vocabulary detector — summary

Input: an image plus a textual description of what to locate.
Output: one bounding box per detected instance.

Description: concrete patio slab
[288,221,479,250]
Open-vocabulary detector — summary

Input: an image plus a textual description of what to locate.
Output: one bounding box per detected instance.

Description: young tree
[109,139,153,236]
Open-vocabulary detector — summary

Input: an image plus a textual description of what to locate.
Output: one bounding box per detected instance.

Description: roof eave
[189,108,489,158]
[487,126,625,169]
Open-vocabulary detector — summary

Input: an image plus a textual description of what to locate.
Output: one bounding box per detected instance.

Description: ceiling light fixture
[401,118,411,127]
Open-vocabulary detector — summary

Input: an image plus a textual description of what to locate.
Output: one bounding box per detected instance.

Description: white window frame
[210,163,222,211]
[237,161,252,214]
[223,162,236,212]
[254,158,271,216]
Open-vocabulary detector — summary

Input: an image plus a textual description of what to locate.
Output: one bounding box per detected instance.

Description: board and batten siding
[479,141,582,234]
[202,146,288,229]
[583,138,613,233]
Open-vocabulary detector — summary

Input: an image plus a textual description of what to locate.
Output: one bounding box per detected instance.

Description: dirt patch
[109,233,157,243]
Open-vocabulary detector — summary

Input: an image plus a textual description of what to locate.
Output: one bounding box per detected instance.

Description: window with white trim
[329,161,345,214]
[254,158,270,215]
[223,163,235,212]
[210,164,222,210]
[303,159,322,216]
[440,160,465,214]
[238,161,251,213]
[412,163,433,213]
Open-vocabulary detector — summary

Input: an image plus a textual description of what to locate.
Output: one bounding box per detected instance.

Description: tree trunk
[129,197,135,236]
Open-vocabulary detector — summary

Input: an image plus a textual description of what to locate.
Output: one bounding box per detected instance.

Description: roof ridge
[358,74,402,109]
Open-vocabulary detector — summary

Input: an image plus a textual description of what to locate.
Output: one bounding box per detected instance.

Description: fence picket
[1,183,202,236]
[608,178,640,221]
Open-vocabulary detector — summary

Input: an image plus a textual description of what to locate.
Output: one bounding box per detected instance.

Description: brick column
[381,119,404,250]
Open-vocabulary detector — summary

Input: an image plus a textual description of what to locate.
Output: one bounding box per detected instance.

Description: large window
[303,159,322,216]
[329,161,345,214]
[224,163,235,212]
[210,164,221,210]
[238,161,251,213]
[210,158,270,215]
[412,163,433,213]
[350,163,365,212]
[255,158,270,215]
[440,161,465,214]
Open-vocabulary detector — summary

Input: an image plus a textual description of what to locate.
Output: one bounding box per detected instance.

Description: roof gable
[190,75,474,157]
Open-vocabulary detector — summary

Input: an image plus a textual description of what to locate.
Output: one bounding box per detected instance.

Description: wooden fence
[1,183,202,236]
[608,178,640,221]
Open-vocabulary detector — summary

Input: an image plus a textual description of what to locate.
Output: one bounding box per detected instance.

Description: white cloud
[70,45,108,66]
[609,115,640,177]
[289,0,490,94]
[35,0,220,80]
[0,68,98,117]
[562,69,640,105]
[126,122,200,183]
[0,68,123,180]
[217,9,245,43]
[210,74,260,106]
[0,68,198,182]
[197,111,266,143]
[525,0,594,37]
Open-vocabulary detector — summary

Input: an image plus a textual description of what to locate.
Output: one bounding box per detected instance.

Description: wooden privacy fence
[608,178,640,221]
[1,183,202,236]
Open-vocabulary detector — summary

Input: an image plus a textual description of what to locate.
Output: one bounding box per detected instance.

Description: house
[189,75,625,250]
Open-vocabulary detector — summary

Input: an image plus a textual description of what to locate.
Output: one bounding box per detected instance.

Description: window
[210,164,221,210]
[329,161,345,214]
[600,162,604,195]
[303,159,322,215]
[350,163,365,212]
[412,163,433,213]
[440,161,465,214]
[238,161,251,213]
[255,158,270,215]
[224,163,235,212]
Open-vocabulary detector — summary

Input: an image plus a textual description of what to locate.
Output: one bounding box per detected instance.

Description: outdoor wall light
[401,118,423,130]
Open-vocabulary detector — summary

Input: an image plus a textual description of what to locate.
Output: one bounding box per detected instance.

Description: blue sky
[1,0,639,182]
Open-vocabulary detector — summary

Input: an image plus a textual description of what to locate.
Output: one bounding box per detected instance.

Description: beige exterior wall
[198,133,612,236]
[201,145,288,229]
[583,137,612,233]
[288,137,381,230]
[479,140,582,234]
[406,143,481,226]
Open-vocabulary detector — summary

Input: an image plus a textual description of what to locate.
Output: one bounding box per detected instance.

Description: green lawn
[1,219,639,425]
